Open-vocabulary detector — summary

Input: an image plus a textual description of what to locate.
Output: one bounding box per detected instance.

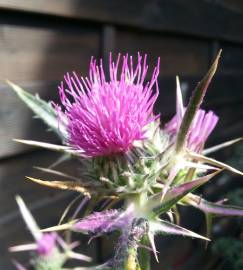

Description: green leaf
[149,220,209,241]
[7,80,66,138]
[148,171,220,215]
[175,50,221,153]
[187,194,243,216]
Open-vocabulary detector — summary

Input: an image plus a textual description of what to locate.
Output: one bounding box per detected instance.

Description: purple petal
[165,108,219,153]
[55,54,160,157]
[36,233,57,256]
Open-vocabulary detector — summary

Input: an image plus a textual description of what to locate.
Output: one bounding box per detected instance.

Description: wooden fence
[0,1,243,269]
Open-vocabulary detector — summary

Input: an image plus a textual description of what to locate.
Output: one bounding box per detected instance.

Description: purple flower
[166,108,218,152]
[57,54,160,157]
[165,80,218,152]
[36,233,57,256]
[73,208,133,234]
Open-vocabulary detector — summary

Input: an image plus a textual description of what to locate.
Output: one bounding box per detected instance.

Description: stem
[138,236,151,270]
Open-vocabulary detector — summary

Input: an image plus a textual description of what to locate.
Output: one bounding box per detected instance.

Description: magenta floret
[57,54,160,157]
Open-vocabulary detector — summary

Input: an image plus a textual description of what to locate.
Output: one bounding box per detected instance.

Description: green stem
[138,236,151,270]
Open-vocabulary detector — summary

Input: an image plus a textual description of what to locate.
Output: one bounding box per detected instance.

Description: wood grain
[0,23,99,82]
[115,30,210,76]
[0,22,99,158]
[0,1,243,43]
[219,44,243,74]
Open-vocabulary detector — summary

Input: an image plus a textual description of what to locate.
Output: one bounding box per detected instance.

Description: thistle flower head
[165,78,219,152]
[36,233,57,256]
[10,197,91,269]
[57,54,160,157]
[166,108,219,152]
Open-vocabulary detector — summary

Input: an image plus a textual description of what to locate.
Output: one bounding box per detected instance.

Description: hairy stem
[138,236,151,270]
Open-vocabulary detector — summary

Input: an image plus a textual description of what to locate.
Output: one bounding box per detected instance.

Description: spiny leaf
[58,194,83,225]
[49,153,71,168]
[187,194,243,216]
[15,196,42,241]
[150,220,210,241]
[34,166,79,181]
[175,50,221,153]
[203,137,243,155]
[188,151,243,176]
[26,177,91,197]
[14,139,79,155]
[147,232,158,262]
[41,222,75,232]
[12,260,27,270]
[149,170,221,215]
[184,161,219,171]
[7,80,66,137]
[65,250,92,262]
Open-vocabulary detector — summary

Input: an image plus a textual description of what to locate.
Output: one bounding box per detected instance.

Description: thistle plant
[8,52,243,270]
[9,196,91,270]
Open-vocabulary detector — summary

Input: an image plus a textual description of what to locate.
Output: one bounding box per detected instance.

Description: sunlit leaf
[175,50,221,153]
[15,196,42,241]
[188,151,243,176]
[14,139,79,155]
[203,137,243,155]
[147,232,159,262]
[34,166,79,181]
[26,176,91,197]
[7,80,66,137]
[187,194,243,216]
[149,171,220,215]
[150,220,209,241]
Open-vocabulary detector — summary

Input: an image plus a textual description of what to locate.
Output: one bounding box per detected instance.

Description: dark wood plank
[217,0,243,14]
[219,43,243,74]
[0,22,99,158]
[1,0,243,43]
[0,23,99,82]
[115,30,210,76]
